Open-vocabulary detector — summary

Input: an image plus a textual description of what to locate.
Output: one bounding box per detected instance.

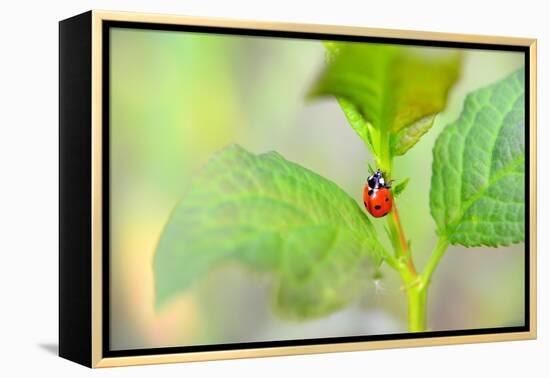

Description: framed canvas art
[59,10,537,368]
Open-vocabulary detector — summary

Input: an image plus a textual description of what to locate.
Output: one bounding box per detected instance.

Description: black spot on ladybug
[385,197,389,202]
[368,189,374,196]
[374,205,382,210]
[364,201,367,207]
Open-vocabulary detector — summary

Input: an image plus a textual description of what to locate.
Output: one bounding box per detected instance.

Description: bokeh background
[109,27,525,351]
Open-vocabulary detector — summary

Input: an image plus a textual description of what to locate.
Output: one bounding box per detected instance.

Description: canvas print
[108,26,526,351]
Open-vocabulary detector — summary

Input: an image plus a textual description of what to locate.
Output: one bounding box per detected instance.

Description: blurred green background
[109,27,525,350]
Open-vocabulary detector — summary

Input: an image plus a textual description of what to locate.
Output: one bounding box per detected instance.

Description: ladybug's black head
[367,175,378,189]
[368,169,386,189]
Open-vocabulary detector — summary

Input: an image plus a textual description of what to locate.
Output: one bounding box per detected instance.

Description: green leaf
[154,144,387,319]
[338,98,375,152]
[430,68,525,247]
[309,42,461,156]
[392,177,410,197]
[393,115,436,155]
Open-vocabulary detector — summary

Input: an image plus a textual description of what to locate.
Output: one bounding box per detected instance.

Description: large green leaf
[430,68,525,247]
[309,42,461,156]
[154,144,387,319]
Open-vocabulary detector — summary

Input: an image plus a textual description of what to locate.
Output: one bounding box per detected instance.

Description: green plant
[153,43,525,332]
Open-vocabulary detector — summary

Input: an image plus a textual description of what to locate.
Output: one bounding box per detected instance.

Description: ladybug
[363,169,393,218]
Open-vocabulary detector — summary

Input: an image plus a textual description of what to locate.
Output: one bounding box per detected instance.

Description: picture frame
[59,10,537,368]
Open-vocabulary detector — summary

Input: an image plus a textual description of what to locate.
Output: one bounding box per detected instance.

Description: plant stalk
[406,285,428,332]
[379,143,428,332]
[403,235,449,332]
[386,200,426,332]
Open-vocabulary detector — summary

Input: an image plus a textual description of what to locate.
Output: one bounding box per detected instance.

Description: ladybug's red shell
[363,185,393,218]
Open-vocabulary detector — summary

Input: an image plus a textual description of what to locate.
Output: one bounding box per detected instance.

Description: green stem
[406,285,427,332]
[421,235,450,287]
[376,130,393,174]
[402,235,449,332]
[386,201,425,332]
[376,135,434,332]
